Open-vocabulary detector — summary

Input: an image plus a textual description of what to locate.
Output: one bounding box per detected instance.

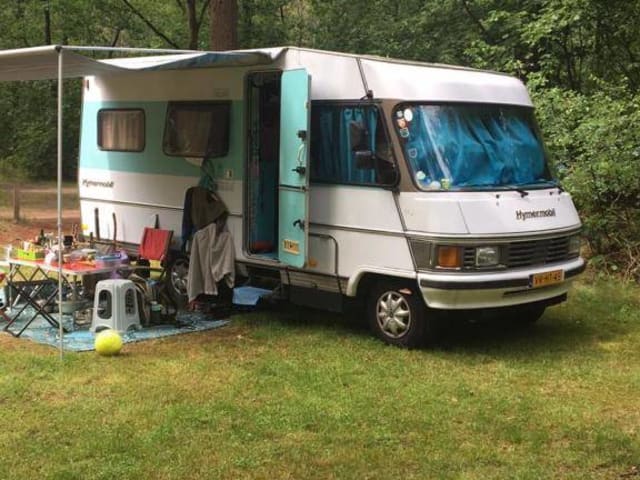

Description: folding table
[3,258,127,337]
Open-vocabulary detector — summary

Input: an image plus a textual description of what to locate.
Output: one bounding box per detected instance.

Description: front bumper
[418,257,586,309]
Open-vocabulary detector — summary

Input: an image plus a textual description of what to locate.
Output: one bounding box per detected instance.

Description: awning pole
[57,47,64,359]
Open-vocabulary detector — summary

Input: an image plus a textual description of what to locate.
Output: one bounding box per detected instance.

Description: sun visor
[360,58,532,106]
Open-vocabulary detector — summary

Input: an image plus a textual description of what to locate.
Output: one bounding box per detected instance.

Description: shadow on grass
[434,311,594,354]
[238,302,371,340]
[236,282,639,360]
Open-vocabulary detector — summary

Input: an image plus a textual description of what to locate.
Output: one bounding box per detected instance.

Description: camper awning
[0,45,279,82]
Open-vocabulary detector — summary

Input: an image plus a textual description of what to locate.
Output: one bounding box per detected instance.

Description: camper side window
[97,109,145,152]
[310,105,395,186]
[163,101,230,158]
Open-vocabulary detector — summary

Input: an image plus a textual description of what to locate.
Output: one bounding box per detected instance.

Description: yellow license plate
[530,269,564,288]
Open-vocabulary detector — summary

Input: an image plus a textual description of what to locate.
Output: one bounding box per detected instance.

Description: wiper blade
[504,181,559,197]
[503,185,529,197]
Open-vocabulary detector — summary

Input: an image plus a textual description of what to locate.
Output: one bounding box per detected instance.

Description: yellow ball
[94,329,123,356]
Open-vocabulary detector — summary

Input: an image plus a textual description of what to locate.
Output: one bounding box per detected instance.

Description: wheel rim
[170,258,189,296]
[376,290,411,339]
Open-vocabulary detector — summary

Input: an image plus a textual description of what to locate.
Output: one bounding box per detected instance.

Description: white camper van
[78,47,585,346]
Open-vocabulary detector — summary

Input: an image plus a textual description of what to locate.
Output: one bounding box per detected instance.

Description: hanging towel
[187,223,235,302]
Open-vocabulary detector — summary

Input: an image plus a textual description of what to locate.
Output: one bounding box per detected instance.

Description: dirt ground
[0,185,80,246]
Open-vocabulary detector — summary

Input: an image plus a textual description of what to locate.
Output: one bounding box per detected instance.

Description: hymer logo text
[516,208,556,221]
[82,179,114,188]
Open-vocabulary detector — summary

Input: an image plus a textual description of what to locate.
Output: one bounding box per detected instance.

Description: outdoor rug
[3,311,229,352]
[1,285,271,352]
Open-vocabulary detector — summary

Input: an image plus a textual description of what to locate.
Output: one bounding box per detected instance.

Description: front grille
[463,247,476,268]
[462,234,578,270]
[505,236,575,268]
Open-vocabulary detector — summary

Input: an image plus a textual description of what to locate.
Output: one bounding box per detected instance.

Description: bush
[532,86,640,279]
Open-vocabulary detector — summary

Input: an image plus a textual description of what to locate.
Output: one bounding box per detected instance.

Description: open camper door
[278,69,311,268]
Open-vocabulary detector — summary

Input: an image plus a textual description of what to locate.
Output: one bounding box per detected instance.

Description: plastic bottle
[150,301,162,324]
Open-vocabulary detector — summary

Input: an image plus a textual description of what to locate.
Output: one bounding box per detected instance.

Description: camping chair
[132,227,177,321]
[137,227,173,281]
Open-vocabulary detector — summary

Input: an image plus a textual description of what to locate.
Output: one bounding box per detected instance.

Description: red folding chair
[137,227,173,280]
[133,228,178,319]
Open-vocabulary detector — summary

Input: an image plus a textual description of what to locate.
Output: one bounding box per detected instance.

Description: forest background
[0,0,638,279]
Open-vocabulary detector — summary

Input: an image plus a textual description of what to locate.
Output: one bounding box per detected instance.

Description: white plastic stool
[91,279,141,333]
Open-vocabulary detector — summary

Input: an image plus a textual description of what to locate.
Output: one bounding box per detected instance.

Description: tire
[367,281,433,348]
[165,253,189,308]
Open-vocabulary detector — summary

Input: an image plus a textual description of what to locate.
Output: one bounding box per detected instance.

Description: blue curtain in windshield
[311,106,377,184]
[401,105,547,189]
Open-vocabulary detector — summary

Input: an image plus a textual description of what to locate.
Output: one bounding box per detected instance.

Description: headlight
[409,239,502,271]
[568,235,581,256]
[475,246,500,267]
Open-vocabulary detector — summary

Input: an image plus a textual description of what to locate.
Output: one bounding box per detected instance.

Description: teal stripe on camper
[79,100,245,179]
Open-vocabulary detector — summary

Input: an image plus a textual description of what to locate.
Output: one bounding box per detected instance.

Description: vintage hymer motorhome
[78,47,585,346]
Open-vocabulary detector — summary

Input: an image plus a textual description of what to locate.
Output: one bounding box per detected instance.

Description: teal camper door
[278,69,311,268]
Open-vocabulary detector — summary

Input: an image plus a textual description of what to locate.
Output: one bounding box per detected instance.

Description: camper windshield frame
[393,102,557,192]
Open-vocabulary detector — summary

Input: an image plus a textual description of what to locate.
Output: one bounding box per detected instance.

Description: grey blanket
[187,223,235,302]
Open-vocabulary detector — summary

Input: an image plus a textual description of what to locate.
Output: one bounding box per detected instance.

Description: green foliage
[532,85,640,278]
[306,0,477,63]
[238,0,291,48]
[0,81,80,181]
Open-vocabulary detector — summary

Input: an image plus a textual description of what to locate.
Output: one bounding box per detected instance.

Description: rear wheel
[165,253,189,307]
[367,281,432,348]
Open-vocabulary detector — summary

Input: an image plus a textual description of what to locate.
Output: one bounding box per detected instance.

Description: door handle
[293,219,305,230]
[292,166,306,175]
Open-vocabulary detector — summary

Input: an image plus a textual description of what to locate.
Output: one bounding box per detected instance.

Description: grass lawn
[0,276,638,479]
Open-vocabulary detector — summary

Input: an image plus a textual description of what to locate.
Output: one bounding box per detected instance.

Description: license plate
[530,269,564,288]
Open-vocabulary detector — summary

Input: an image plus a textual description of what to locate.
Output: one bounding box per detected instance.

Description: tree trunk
[209,0,238,51]
[186,0,199,50]
[43,0,52,45]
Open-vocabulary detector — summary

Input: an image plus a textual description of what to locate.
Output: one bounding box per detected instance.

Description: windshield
[394,104,554,191]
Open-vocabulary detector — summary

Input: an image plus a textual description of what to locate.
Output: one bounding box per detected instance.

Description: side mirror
[354,150,375,170]
[349,120,369,151]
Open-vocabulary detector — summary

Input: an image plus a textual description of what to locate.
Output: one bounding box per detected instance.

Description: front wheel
[367,282,433,348]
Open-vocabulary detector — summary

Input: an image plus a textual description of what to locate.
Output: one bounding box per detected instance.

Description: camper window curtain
[163,101,230,158]
[398,104,553,190]
[98,109,145,152]
[310,105,393,186]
